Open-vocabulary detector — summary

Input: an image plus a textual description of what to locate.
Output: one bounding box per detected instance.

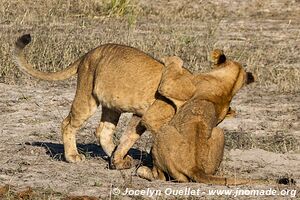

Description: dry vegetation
[0,0,300,199]
[1,0,300,92]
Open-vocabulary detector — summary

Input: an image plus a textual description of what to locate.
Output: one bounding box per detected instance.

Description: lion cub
[138,51,260,185]
[13,34,195,169]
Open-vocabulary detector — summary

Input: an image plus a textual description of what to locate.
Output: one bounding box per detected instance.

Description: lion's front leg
[109,115,145,170]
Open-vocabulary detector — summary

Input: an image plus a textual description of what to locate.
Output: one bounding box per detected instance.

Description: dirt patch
[0,83,299,199]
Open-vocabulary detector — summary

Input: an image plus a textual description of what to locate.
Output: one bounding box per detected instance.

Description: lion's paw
[65,153,86,163]
[110,155,133,170]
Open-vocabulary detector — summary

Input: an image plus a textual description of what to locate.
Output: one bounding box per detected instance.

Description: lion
[13,34,194,169]
[141,50,239,133]
[137,51,270,185]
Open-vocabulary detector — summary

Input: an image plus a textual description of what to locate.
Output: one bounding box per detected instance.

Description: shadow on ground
[25,141,153,167]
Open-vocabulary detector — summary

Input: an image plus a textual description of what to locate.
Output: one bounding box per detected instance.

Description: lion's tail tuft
[16,34,32,49]
[13,34,80,81]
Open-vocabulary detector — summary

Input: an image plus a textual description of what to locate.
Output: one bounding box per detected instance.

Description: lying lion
[137,51,267,185]
[13,34,194,169]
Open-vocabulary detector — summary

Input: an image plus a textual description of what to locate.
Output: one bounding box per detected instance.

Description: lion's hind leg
[62,61,99,163]
[137,166,155,181]
[170,171,189,183]
[62,92,98,163]
[95,107,121,157]
[204,127,225,175]
[152,166,166,181]
[137,166,166,181]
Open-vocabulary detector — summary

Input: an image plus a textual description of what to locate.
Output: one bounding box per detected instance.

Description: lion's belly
[93,60,163,116]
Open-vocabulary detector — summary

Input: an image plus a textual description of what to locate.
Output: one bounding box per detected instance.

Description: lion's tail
[13,34,80,81]
[192,172,280,186]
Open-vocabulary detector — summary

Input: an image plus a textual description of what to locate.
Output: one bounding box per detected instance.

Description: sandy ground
[0,81,299,199]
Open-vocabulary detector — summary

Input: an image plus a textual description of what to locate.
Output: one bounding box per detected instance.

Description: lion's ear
[246,72,255,84]
[211,49,226,66]
[159,56,196,109]
[161,56,184,70]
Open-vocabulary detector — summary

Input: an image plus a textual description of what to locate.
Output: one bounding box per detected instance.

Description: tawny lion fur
[137,52,275,185]
[13,34,193,169]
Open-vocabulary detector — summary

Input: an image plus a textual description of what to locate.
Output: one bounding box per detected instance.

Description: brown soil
[0,82,299,199]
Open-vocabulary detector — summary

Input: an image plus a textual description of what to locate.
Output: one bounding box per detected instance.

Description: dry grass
[0,0,299,92]
[225,130,300,153]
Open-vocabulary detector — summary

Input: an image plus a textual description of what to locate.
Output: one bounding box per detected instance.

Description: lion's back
[93,44,164,115]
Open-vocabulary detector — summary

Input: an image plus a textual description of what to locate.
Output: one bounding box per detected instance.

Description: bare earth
[0,81,299,199]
